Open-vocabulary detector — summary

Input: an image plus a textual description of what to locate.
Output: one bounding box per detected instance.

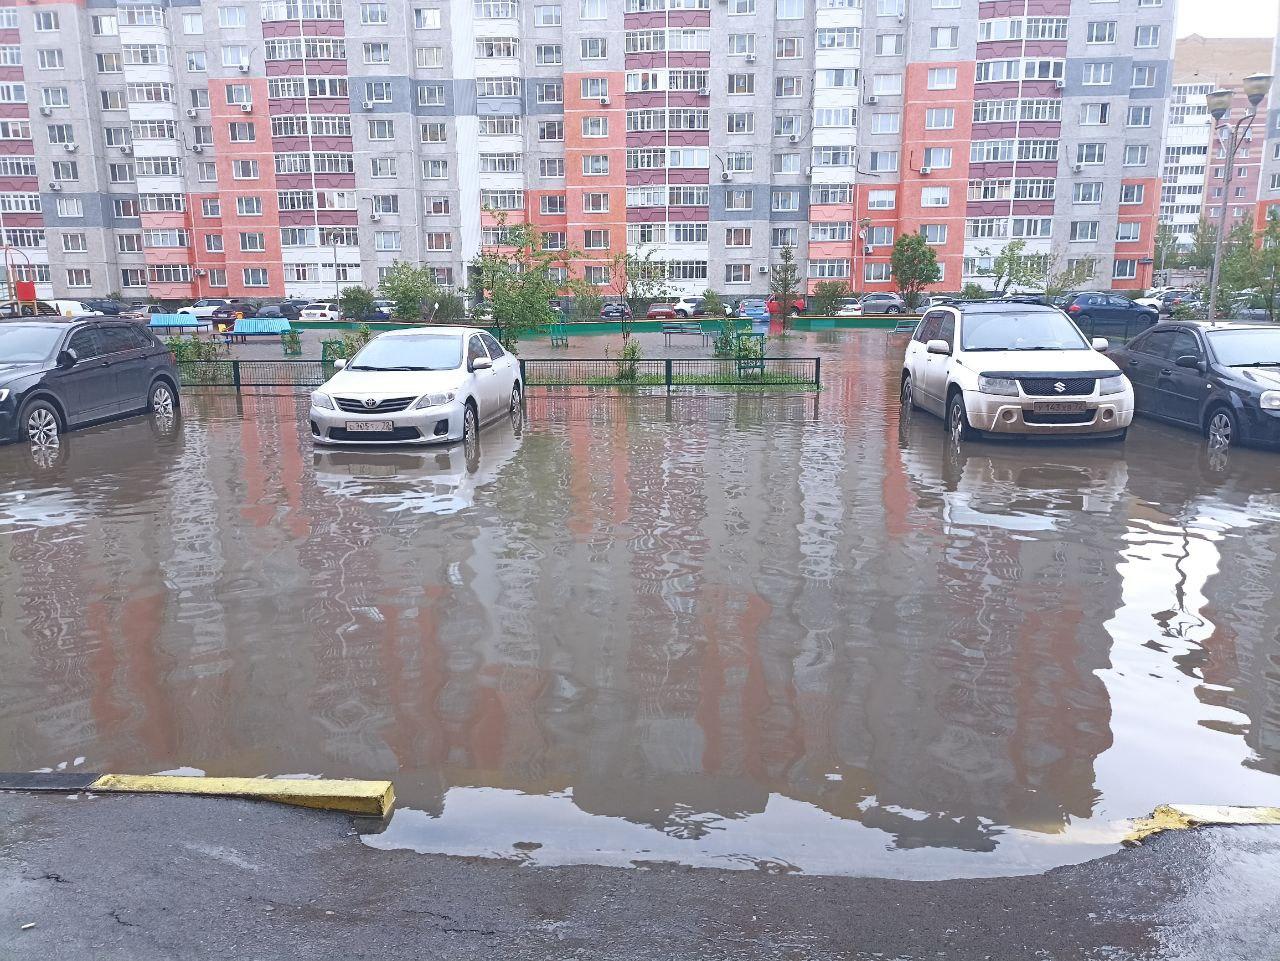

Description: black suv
[1053,292,1158,341]
[0,318,180,446]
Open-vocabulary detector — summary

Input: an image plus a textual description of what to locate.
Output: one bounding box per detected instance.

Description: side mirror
[471,356,493,371]
[1175,354,1204,371]
[925,339,951,355]
[1092,337,1109,351]
[56,348,78,368]
[334,358,347,369]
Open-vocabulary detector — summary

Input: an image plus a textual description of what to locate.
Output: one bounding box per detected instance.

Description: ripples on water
[0,330,1278,879]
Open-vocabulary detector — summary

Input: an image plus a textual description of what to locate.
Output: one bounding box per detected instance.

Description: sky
[1177,0,1279,38]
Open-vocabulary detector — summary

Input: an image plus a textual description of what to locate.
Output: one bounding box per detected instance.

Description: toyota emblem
[1053,381,1067,393]
[363,397,378,408]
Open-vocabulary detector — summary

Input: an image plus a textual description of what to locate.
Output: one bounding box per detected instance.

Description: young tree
[1043,257,1095,298]
[470,214,570,349]
[808,280,850,316]
[338,285,376,321]
[769,246,802,328]
[1258,213,1280,322]
[1187,219,1218,270]
[610,248,668,341]
[565,276,604,323]
[890,232,941,308]
[377,262,438,322]
[1217,215,1261,316]
[977,239,1044,294]
[1154,222,1184,274]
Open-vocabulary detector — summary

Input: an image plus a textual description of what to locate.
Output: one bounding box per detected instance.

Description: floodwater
[1,329,1278,879]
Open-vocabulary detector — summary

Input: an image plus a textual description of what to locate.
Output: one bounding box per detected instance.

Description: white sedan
[176,298,230,318]
[310,326,521,445]
[301,301,341,322]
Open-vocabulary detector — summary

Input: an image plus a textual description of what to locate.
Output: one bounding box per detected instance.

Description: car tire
[947,391,975,444]
[463,399,478,439]
[886,306,901,314]
[20,399,62,446]
[900,373,916,411]
[150,379,177,417]
[510,382,522,414]
[1206,407,1238,451]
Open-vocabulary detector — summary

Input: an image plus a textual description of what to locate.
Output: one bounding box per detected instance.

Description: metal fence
[177,357,822,391]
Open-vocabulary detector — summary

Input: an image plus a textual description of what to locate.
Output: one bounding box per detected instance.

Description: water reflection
[0,333,1278,879]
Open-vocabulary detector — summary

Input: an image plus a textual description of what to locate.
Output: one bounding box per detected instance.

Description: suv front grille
[335,396,416,414]
[1018,377,1095,397]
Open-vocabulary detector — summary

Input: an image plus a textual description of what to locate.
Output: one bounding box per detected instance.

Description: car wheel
[463,400,478,440]
[947,392,974,444]
[21,399,62,446]
[901,373,916,411]
[510,382,522,414]
[1206,407,1237,451]
[887,305,901,314]
[150,380,177,417]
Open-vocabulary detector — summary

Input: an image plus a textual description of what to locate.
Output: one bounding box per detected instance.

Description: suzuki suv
[901,302,1133,441]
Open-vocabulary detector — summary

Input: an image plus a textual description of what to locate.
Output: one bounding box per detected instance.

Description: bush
[342,324,373,358]
[165,335,224,362]
[339,285,376,321]
[809,280,850,315]
[959,283,989,300]
[615,336,642,381]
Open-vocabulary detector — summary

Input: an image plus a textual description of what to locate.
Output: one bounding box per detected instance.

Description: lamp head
[1206,88,1234,121]
[1243,73,1273,107]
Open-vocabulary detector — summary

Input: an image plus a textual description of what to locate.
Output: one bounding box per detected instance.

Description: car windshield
[0,324,62,363]
[961,312,1090,351]
[347,334,462,371]
[1207,328,1280,367]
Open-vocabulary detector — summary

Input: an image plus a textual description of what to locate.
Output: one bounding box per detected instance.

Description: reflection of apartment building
[1158,36,1271,249]
[1257,26,1280,227]
[1,0,1173,303]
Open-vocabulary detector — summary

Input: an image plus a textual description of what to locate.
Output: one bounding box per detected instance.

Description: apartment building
[1257,25,1280,228]
[0,0,1174,303]
[1158,36,1271,250]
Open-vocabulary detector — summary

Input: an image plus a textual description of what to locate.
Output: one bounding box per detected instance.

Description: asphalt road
[2,794,1279,960]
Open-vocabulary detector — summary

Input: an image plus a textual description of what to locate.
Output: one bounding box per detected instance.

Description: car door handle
[1160,368,1173,376]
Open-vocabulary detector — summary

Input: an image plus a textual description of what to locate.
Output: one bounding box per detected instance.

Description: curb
[1125,804,1280,845]
[0,772,395,818]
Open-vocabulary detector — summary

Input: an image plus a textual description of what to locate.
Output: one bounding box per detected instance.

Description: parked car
[120,304,169,322]
[672,296,706,318]
[310,326,521,446]
[1106,321,1280,451]
[834,298,862,316]
[647,303,677,319]
[210,301,259,324]
[374,299,395,314]
[302,301,341,322]
[600,302,633,319]
[0,317,180,446]
[1135,288,1195,314]
[737,299,770,321]
[1053,292,1159,341]
[78,298,128,316]
[913,295,960,315]
[767,295,806,317]
[901,301,1133,441]
[256,303,302,320]
[857,292,907,315]
[176,298,231,318]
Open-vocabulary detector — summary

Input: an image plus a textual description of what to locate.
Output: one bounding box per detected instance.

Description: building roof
[1173,35,1272,87]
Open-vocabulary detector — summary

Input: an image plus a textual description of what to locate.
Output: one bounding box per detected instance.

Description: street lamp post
[1205,73,1272,321]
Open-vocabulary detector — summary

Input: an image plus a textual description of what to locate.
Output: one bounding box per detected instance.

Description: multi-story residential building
[0,0,1174,303]
[1159,36,1271,252]
[1257,24,1280,229]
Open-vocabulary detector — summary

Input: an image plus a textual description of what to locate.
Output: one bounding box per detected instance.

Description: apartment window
[94,14,121,36]
[1135,25,1159,48]
[38,50,65,70]
[541,232,567,252]
[581,38,607,58]
[368,119,395,140]
[927,68,956,91]
[417,47,444,68]
[201,198,221,217]
[583,229,610,250]
[727,112,755,134]
[817,27,859,49]
[186,52,206,72]
[581,0,606,16]
[724,264,751,284]
[370,157,398,179]
[729,34,756,56]
[1011,218,1051,238]
[1123,144,1149,166]
[236,197,263,216]
[582,116,609,138]
[540,157,565,177]
[1127,106,1152,127]
[865,263,892,283]
[1082,103,1110,125]
[221,46,247,67]
[55,197,83,218]
[219,6,247,27]
[1132,66,1157,88]
[364,42,391,64]
[922,147,952,169]
[730,0,754,11]
[809,221,851,242]
[920,186,950,207]
[372,194,399,215]
[42,87,69,109]
[930,27,958,49]
[1070,221,1099,242]
[1113,259,1137,280]
[867,190,896,210]
[198,161,217,182]
[921,224,947,244]
[1087,21,1116,43]
[583,192,610,213]
[121,269,147,288]
[775,77,802,98]
[537,81,563,104]
[814,108,854,128]
[726,151,753,172]
[535,4,562,24]
[62,233,88,254]
[924,108,954,130]
[182,12,202,33]
[204,234,224,253]
[1120,183,1145,205]
[117,233,143,253]
[583,155,609,176]
[774,153,801,174]
[728,74,755,95]
[776,37,802,59]
[366,81,393,103]
[540,195,567,215]
[1116,222,1140,242]
[581,77,609,99]
[868,150,899,172]
[1076,143,1106,165]
[777,0,803,17]
[65,268,92,289]
[773,113,800,136]
[229,122,255,142]
[772,227,798,247]
[52,161,78,181]
[98,53,124,73]
[538,120,564,141]
[871,113,900,134]
[726,188,753,210]
[47,124,75,145]
[374,230,401,251]
[772,189,800,211]
[416,8,443,27]
[873,74,903,96]
[1083,63,1113,86]
[361,2,389,23]
[242,268,269,287]
[233,159,259,179]
[725,227,752,246]
[419,83,446,106]
[239,231,266,252]
[876,34,903,56]
[536,44,562,65]
[585,266,611,286]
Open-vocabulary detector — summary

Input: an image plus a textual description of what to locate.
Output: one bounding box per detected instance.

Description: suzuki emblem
[363,397,378,408]
[1053,381,1067,393]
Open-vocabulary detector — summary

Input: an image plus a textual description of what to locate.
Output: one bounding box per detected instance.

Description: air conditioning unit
[192,143,205,153]
[788,133,799,144]
[194,268,208,277]
[49,182,63,192]
[746,54,756,63]
[865,95,879,105]
[720,170,731,181]
[362,100,374,110]
[919,165,932,175]
[1055,79,1065,89]
[238,62,250,73]
[863,244,873,255]
[804,165,813,177]
[758,264,770,274]
[240,101,253,112]
[38,105,52,117]
[599,96,610,106]
[370,212,381,222]
[697,87,710,96]
[185,107,198,118]
[1072,163,1084,173]
[120,145,133,155]
[63,142,77,153]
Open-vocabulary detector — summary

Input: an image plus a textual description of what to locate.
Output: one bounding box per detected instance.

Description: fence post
[231,360,242,392]
[665,358,673,391]
[519,358,526,385]
[813,356,820,388]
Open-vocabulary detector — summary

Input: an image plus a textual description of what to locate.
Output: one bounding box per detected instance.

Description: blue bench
[148,314,211,332]
[225,317,292,343]
[662,322,711,347]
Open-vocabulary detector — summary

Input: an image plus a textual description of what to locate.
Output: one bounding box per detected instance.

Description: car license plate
[344,421,394,432]
[1032,402,1087,413]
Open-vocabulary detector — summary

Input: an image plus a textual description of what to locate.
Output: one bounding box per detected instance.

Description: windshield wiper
[348,365,433,371]
[963,347,1012,351]
[1231,361,1280,368]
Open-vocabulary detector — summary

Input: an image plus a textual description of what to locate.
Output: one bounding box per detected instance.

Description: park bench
[547,321,569,347]
[223,317,292,344]
[892,318,919,333]
[148,314,211,334]
[662,322,711,347]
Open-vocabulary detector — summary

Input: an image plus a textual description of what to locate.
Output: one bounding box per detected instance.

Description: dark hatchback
[1107,321,1280,450]
[0,318,180,446]
[1054,292,1159,341]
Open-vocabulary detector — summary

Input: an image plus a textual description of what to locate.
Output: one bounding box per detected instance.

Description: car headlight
[1100,374,1127,395]
[413,390,456,409]
[1261,390,1280,411]
[311,391,334,410]
[977,376,1019,396]
[0,389,9,404]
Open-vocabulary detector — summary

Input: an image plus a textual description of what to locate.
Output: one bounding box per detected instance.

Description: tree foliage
[769,246,802,328]
[470,215,569,349]
[890,232,942,307]
[1258,213,1280,322]
[610,249,668,340]
[808,280,849,315]
[378,263,441,322]
[338,285,376,321]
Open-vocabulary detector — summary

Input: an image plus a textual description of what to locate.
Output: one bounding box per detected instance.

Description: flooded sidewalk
[0,329,1278,881]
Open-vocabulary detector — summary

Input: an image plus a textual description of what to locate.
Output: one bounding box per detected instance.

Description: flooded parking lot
[1,329,1278,879]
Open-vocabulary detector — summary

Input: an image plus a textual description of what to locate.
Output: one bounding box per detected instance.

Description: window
[730,0,754,11]
[55,197,83,218]
[62,233,88,253]
[1113,259,1137,280]
[65,269,91,289]
[540,157,565,177]
[583,192,610,213]
[219,6,247,27]
[536,44,562,65]
[920,186,950,207]
[773,153,801,174]
[1120,183,1144,205]
[775,77,802,98]
[537,81,563,104]
[416,7,442,27]
[583,229,610,250]
[776,37,802,59]
[725,227,752,246]
[1074,182,1103,204]
[239,231,266,252]
[51,161,78,180]
[728,34,756,56]
[865,263,893,283]
[361,1,389,23]
[418,83,446,106]
[727,112,755,134]
[417,46,444,68]
[930,26,958,49]
[182,12,202,33]
[726,188,754,210]
[38,50,65,70]
[47,123,75,145]
[772,189,800,212]
[728,74,754,95]
[41,87,69,109]
[870,112,901,135]
[725,264,752,284]
[364,42,391,64]
[233,159,259,179]
[372,194,399,214]
[868,150,898,172]
[1135,25,1159,48]
[1116,222,1140,242]
[726,151,753,172]
[873,74,903,96]
[535,4,561,24]
[581,37,607,58]
[1070,221,1099,242]
[94,14,121,35]
[1132,66,1157,89]
[368,119,395,140]
[366,81,393,103]
[373,230,401,252]
[876,33,903,56]
[1123,144,1149,166]
[98,52,124,73]
[236,196,262,216]
[1127,106,1152,127]
[1077,143,1106,165]
[924,108,954,130]
[1083,63,1113,86]
[867,190,895,210]
[538,120,563,142]
[185,52,206,72]
[241,268,268,287]
[1011,218,1051,238]
[1082,103,1110,125]
[927,67,956,91]
[922,147,952,169]
[777,0,803,17]
[771,227,798,248]
[580,77,609,99]
[581,0,606,16]
[541,195,567,215]
[202,198,222,217]
[221,46,247,67]
[229,121,255,142]
[1086,21,1116,44]
[205,234,224,253]
[817,27,859,49]
[921,224,947,244]
[810,221,851,241]
[583,155,610,176]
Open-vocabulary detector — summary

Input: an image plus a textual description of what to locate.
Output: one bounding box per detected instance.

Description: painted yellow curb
[1125,804,1280,845]
[89,775,395,818]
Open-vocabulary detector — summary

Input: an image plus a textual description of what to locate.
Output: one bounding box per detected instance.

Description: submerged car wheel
[510,382,522,414]
[947,393,973,444]
[21,400,61,446]
[151,381,176,417]
[463,401,478,440]
[901,374,915,411]
[1206,408,1237,451]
